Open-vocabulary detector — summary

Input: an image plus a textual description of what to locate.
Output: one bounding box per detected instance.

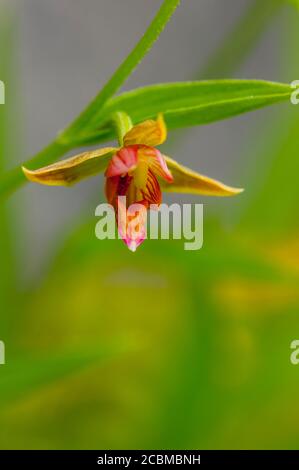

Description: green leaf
[0,0,181,200]
[70,79,295,144]
[0,79,295,200]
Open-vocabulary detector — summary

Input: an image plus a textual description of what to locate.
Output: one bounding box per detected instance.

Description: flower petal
[123,114,167,147]
[22,147,117,186]
[118,199,147,252]
[160,156,244,196]
[105,176,119,205]
[133,159,149,190]
[141,169,162,205]
[105,174,134,206]
[105,147,138,177]
[138,146,173,183]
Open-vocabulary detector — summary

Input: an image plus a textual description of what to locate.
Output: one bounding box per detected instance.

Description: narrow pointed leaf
[81,80,294,142]
[0,80,295,198]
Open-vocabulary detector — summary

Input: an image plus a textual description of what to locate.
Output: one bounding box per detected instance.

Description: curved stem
[0,0,181,200]
[0,141,70,199]
[61,0,181,141]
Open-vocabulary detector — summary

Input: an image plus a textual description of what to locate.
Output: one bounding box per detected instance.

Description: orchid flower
[22,114,243,251]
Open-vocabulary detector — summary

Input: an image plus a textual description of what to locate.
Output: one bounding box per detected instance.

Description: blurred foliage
[0,8,18,343]
[1,0,299,450]
[199,0,283,79]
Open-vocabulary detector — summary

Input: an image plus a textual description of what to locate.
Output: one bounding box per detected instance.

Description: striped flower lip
[104,144,173,251]
[22,114,243,251]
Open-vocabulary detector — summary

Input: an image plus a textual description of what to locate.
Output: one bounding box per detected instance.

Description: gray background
[5,0,285,278]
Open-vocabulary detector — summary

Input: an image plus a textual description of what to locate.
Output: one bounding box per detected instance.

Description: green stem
[61,0,181,141]
[112,112,133,146]
[0,140,70,199]
[0,0,180,200]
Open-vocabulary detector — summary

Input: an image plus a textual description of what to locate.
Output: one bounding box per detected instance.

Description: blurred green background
[1,0,299,450]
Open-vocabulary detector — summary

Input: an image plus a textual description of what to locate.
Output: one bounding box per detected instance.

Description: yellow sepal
[123,114,167,147]
[22,147,118,186]
[160,155,244,196]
